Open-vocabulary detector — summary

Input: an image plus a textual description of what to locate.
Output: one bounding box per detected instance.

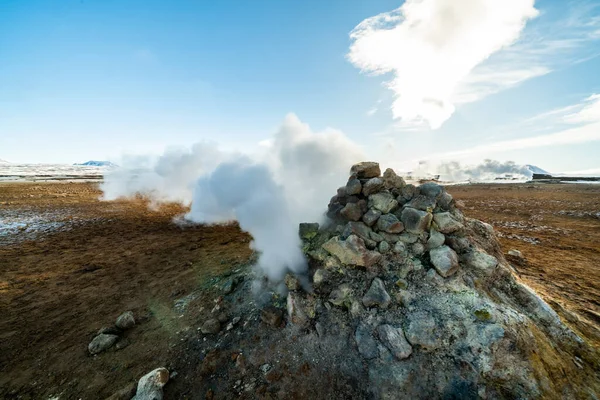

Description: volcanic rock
[201,319,221,334]
[369,192,398,214]
[462,248,498,275]
[115,311,135,330]
[362,209,381,227]
[88,333,119,355]
[362,177,384,196]
[433,212,463,234]
[382,168,406,190]
[427,229,445,250]
[350,161,381,179]
[346,177,362,195]
[133,367,169,400]
[362,278,391,309]
[377,324,412,360]
[299,222,319,240]
[355,323,379,359]
[261,306,283,327]
[429,245,459,277]
[405,312,441,351]
[400,207,432,234]
[376,213,404,234]
[322,235,381,267]
[418,182,443,199]
[340,202,363,221]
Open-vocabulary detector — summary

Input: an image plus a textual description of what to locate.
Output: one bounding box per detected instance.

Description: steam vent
[289,162,599,398]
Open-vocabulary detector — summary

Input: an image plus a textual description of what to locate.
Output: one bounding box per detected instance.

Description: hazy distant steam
[415,159,534,181]
[101,114,364,281]
[348,0,538,128]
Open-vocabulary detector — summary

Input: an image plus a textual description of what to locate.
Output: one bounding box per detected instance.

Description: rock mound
[291,162,599,399]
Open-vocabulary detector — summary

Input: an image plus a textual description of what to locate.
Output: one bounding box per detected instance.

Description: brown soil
[0,181,599,399]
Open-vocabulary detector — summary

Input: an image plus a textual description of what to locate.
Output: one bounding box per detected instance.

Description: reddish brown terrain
[0,181,598,399]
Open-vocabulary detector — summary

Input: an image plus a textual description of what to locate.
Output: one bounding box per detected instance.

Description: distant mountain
[526,165,550,175]
[75,160,117,167]
[0,159,10,164]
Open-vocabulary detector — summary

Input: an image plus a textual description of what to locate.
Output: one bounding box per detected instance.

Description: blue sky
[1,0,600,173]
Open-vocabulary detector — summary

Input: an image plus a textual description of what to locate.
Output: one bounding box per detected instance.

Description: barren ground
[0,181,599,399]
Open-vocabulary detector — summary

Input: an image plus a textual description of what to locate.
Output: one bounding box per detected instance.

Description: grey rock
[393,241,407,254]
[419,182,444,199]
[222,278,236,294]
[401,207,432,234]
[326,203,344,220]
[133,367,169,400]
[362,177,384,196]
[362,278,391,309]
[376,213,404,234]
[97,326,120,336]
[377,324,413,360]
[340,202,363,221]
[88,333,119,355]
[115,338,130,351]
[369,192,399,214]
[398,232,419,244]
[362,209,382,227]
[369,231,384,242]
[115,311,135,330]
[329,284,354,308]
[411,242,425,256]
[261,306,283,327]
[379,232,400,243]
[346,178,362,195]
[427,230,445,250]
[462,249,498,275]
[429,245,459,277]
[355,323,379,359]
[201,318,221,334]
[437,191,454,210]
[287,292,309,327]
[313,269,328,286]
[446,235,471,253]
[299,222,320,240]
[322,234,382,267]
[508,249,524,258]
[397,184,417,203]
[383,168,406,190]
[378,241,390,254]
[351,161,381,179]
[406,195,436,211]
[341,221,372,242]
[433,212,463,234]
[405,312,441,351]
[284,274,300,291]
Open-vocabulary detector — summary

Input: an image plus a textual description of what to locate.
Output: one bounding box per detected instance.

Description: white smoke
[348,0,538,129]
[414,159,534,181]
[100,114,365,281]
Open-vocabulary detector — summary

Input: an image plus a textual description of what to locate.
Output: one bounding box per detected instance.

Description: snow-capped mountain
[526,165,550,175]
[74,160,117,167]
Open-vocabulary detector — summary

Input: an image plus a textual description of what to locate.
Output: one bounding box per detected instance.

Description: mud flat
[0,181,598,398]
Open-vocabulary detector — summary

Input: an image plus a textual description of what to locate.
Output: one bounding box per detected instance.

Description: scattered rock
[433,212,463,234]
[405,312,441,351]
[411,242,425,256]
[508,249,523,258]
[133,367,169,400]
[376,213,404,234]
[378,241,390,254]
[88,334,119,355]
[369,192,398,214]
[393,241,406,254]
[400,207,432,234]
[329,284,354,308]
[260,306,283,328]
[362,209,382,227]
[362,278,391,309]
[355,323,379,359]
[222,278,236,295]
[377,324,412,360]
[340,202,363,221]
[350,162,381,179]
[429,245,459,277]
[201,319,221,334]
[362,177,384,196]
[115,311,135,330]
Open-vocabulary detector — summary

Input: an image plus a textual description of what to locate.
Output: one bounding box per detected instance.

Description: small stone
[261,306,283,327]
[260,364,272,374]
[411,242,425,256]
[383,168,406,190]
[284,274,300,291]
[405,312,441,351]
[378,241,390,254]
[329,284,354,308]
[433,212,463,234]
[201,319,221,334]
[287,292,309,327]
[446,235,471,253]
[115,338,130,351]
[362,177,384,196]
[437,192,454,210]
[132,368,169,400]
[377,324,413,360]
[115,311,135,330]
[427,230,445,250]
[369,231,384,242]
[346,178,362,195]
[508,249,523,258]
[299,223,320,240]
[401,207,433,234]
[362,278,391,309]
[429,245,459,277]
[397,184,417,203]
[462,249,498,275]
[340,202,363,221]
[379,232,400,243]
[393,242,407,254]
[222,278,236,294]
[350,162,381,179]
[395,279,408,289]
[398,232,419,244]
[341,221,372,242]
[88,334,119,355]
[97,326,120,336]
[376,213,404,234]
[369,192,399,214]
[362,209,382,227]
[313,269,328,286]
[355,323,379,359]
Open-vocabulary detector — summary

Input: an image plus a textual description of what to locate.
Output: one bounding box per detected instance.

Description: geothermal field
[0,163,599,399]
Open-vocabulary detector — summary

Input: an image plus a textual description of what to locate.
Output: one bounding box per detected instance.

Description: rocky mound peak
[290,161,599,398]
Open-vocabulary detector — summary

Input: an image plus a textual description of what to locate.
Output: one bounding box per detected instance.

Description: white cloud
[348,0,538,129]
